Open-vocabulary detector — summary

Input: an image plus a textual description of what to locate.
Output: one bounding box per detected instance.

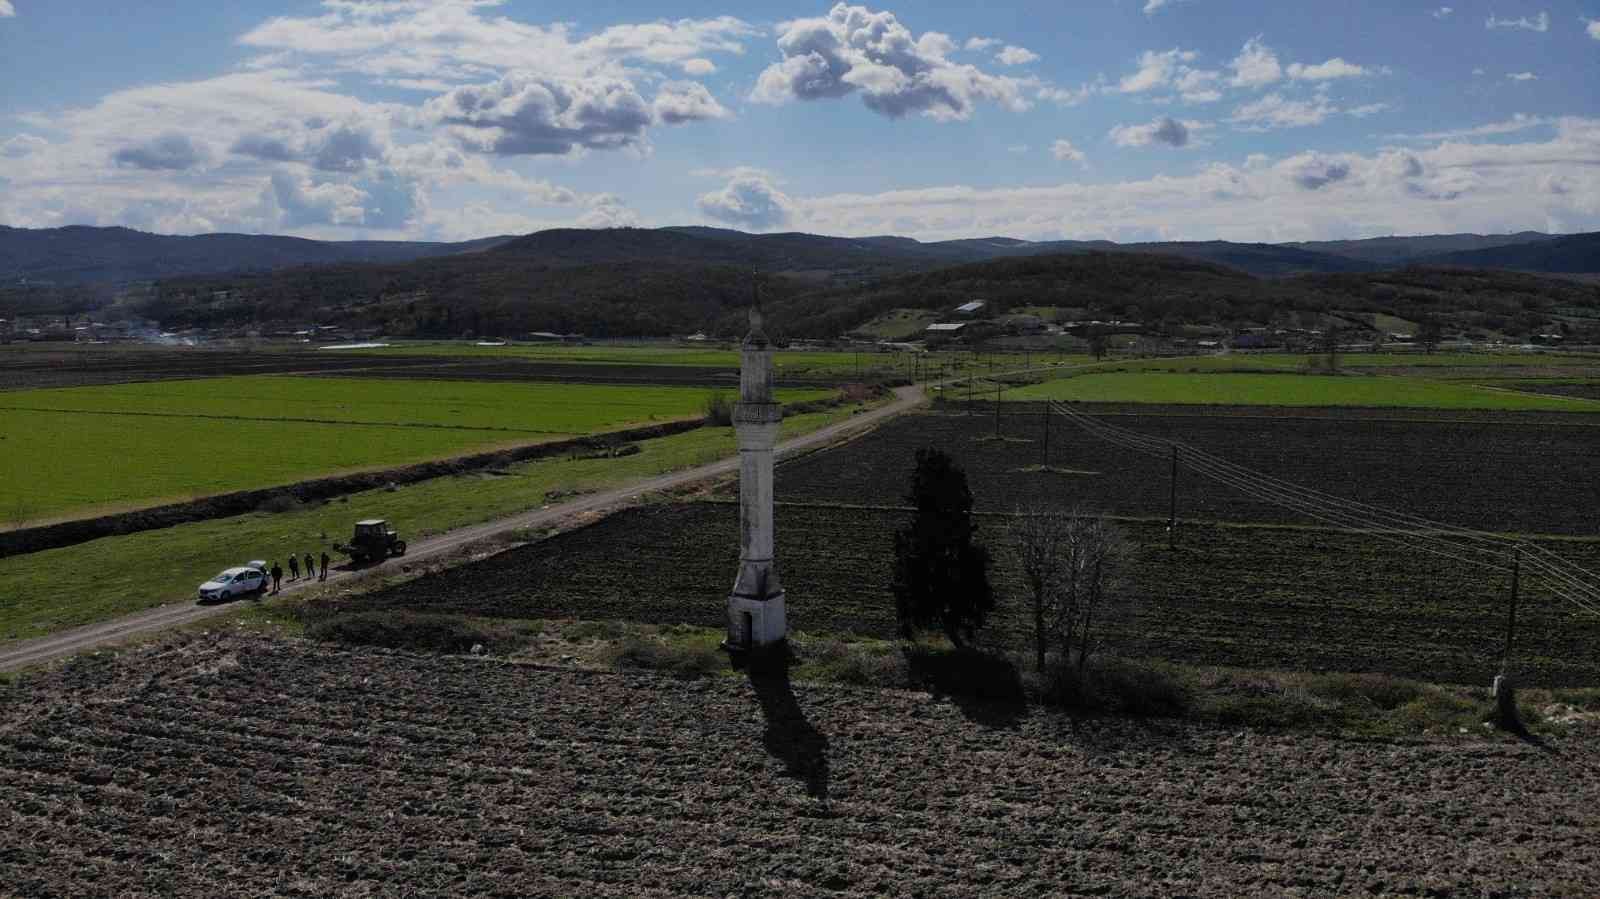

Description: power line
[1046,401,1600,615]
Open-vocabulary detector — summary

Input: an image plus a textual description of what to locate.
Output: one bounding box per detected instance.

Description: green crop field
[343,341,926,375]
[0,376,829,524]
[0,401,877,642]
[1001,371,1600,411]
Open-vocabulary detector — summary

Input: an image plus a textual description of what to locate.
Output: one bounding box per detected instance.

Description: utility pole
[1167,445,1179,550]
[994,378,1002,437]
[1041,401,1050,467]
[1502,547,1521,671]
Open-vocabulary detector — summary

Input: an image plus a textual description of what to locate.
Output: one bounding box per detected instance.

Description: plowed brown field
[2,634,1597,897]
[776,408,1600,536]
[354,502,1600,687]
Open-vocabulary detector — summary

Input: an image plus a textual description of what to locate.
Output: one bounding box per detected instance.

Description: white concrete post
[727,301,787,648]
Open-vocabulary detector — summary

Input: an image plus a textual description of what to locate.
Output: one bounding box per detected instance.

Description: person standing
[287,555,300,581]
[303,552,316,580]
[319,551,331,582]
[270,561,283,594]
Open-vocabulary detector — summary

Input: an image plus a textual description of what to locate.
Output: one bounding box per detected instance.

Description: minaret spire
[725,269,786,649]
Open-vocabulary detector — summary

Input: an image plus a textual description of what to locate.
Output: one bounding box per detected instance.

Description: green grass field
[1002,371,1600,411]
[346,341,927,375]
[0,376,829,523]
[0,401,879,643]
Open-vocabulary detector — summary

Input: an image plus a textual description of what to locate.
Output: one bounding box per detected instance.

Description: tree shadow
[903,645,1026,730]
[736,647,831,803]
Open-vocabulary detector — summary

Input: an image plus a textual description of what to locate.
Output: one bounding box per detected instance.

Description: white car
[197,566,266,601]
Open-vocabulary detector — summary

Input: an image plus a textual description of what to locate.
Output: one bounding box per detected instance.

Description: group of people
[266,550,332,593]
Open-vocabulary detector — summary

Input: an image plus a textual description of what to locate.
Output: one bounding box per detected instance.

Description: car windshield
[211,572,233,583]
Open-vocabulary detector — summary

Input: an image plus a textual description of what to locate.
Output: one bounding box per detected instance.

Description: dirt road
[0,385,924,673]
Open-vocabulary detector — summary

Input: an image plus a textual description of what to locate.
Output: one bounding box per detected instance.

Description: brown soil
[1,633,1596,897]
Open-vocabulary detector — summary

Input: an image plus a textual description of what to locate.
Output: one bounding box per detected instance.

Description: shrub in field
[257,493,300,514]
[603,632,726,678]
[891,448,993,647]
[703,391,733,426]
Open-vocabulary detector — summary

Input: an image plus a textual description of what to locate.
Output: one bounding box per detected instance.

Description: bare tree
[1009,505,1125,676]
[1010,504,1072,672]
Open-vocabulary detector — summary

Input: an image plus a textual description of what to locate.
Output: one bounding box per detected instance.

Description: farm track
[0,386,924,673]
[2,633,1598,897]
[349,501,1600,687]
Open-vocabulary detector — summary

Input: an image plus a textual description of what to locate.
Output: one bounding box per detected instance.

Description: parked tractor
[334,519,407,565]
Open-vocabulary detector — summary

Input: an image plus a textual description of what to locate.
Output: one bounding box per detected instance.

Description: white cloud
[653,81,731,124]
[422,75,655,156]
[1,134,47,158]
[1507,71,1538,81]
[752,4,1030,121]
[1109,116,1200,148]
[1118,48,1197,93]
[0,1,13,17]
[964,36,998,51]
[1347,102,1389,118]
[696,172,795,230]
[1173,68,1223,103]
[1143,0,1178,14]
[578,193,641,228]
[784,117,1600,242]
[1229,93,1333,130]
[996,45,1038,66]
[1433,7,1453,18]
[1050,138,1087,165]
[1385,113,1552,141]
[1228,36,1282,88]
[112,133,211,171]
[1286,58,1379,80]
[1473,67,1486,75]
[1485,11,1549,31]
[1587,17,1600,39]
[681,58,717,75]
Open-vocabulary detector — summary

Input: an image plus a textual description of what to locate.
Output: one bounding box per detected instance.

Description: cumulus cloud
[964,36,998,51]
[996,45,1038,65]
[1585,17,1600,38]
[112,133,209,170]
[696,172,795,229]
[653,81,731,124]
[1280,152,1352,189]
[0,1,14,17]
[1229,93,1334,130]
[680,58,717,75]
[1228,36,1282,88]
[1,134,47,158]
[1287,58,1379,80]
[229,117,391,172]
[1485,11,1549,31]
[422,75,654,155]
[578,193,641,228]
[1143,0,1178,14]
[752,4,1029,121]
[1507,71,1538,81]
[1050,139,1087,166]
[266,170,368,227]
[1433,6,1453,17]
[1118,48,1198,93]
[1109,116,1196,148]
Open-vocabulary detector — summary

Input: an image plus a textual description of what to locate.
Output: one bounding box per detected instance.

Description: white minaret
[726,284,787,649]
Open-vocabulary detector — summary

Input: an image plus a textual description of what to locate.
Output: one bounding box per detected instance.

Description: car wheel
[393,541,407,556]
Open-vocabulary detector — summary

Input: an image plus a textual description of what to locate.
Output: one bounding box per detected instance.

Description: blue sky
[1,0,1597,242]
